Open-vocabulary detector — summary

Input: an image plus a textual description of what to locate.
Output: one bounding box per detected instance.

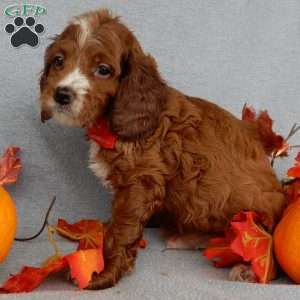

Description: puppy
[39,9,286,289]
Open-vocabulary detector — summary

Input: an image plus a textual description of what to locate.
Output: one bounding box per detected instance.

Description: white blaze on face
[50,16,93,125]
[73,16,91,48]
[57,68,90,116]
[54,16,92,117]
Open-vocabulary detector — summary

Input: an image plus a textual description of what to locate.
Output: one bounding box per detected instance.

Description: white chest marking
[89,141,112,189]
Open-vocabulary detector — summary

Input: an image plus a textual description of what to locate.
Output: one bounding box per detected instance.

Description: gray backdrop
[1,1,300,298]
[0,0,299,235]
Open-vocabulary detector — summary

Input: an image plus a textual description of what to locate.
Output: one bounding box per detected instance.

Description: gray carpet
[0,229,297,300]
[1,0,300,298]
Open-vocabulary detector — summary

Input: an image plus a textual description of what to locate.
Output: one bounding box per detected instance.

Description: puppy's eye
[53,55,64,69]
[95,64,112,78]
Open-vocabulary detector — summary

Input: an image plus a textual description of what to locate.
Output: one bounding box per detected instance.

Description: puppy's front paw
[229,264,256,283]
[86,271,117,290]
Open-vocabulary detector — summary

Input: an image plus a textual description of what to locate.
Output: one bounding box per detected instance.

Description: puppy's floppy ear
[39,37,58,92]
[110,45,167,141]
[39,60,50,92]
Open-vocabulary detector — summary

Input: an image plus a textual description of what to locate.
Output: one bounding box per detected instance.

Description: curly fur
[39,9,286,289]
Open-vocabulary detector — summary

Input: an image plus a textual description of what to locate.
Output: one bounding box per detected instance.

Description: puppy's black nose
[54,87,74,105]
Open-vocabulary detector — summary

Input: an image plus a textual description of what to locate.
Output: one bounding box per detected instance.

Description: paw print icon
[5,17,44,48]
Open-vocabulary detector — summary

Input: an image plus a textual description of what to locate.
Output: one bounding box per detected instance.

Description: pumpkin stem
[14,196,56,242]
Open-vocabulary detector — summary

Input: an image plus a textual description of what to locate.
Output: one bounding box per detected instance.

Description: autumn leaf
[284,179,300,206]
[242,105,286,157]
[0,147,22,186]
[203,231,243,267]
[203,211,276,283]
[65,248,104,289]
[0,257,67,293]
[284,152,300,205]
[0,249,105,292]
[0,218,106,293]
[87,119,117,150]
[230,212,276,283]
[55,219,104,250]
[241,105,256,122]
[287,152,300,178]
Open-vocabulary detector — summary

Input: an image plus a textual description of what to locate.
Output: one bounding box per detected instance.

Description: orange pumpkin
[274,199,300,283]
[0,185,17,262]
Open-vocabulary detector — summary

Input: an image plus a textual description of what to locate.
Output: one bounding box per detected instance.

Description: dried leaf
[287,152,300,178]
[65,249,104,289]
[242,105,256,122]
[203,211,276,283]
[203,231,242,267]
[284,180,300,206]
[242,105,285,156]
[0,248,105,292]
[230,212,276,283]
[0,218,106,293]
[0,258,67,293]
[56,219,104,250]
[0,147,22,186]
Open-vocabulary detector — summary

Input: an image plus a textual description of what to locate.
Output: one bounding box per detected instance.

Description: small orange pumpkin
[274,199,300,283]
[0,185,17,263]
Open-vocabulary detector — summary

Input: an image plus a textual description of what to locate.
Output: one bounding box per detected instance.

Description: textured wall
[0,0,299,235]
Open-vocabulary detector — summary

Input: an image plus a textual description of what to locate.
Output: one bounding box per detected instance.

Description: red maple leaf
[284,179,300,206]
[0,249,105,293]
[0,147,22,186]
[203,211,276,283]
[87,119,117,150]
[287,152,300,178]
[0,219,106,293]
[230,212,276,283]
[242,105,286,156]
[203,230,242,267]
[242,105,256,122]
[56,219,104,250]
[0,258,67,293]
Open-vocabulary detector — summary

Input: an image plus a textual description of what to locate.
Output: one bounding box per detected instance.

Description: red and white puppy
[39,9,285,289]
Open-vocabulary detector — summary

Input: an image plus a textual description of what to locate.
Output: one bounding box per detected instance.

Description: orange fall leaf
[0,219,105,293]
[203,230,243,268]
[65,248,104,289]
[203,211,276,283]
[242,105,286,157]
[0,258,67,293]
[56,219,104,250]
[0,147,22,186]
[230,212,276,283]
[287,152,300,178]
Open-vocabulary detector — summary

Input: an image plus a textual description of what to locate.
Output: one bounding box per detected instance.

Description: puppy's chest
[89,141,112,188]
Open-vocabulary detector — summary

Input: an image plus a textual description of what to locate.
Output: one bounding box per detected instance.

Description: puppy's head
[40,9,167,140]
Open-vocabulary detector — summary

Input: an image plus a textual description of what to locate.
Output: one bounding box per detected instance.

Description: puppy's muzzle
[54,86,75,106]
